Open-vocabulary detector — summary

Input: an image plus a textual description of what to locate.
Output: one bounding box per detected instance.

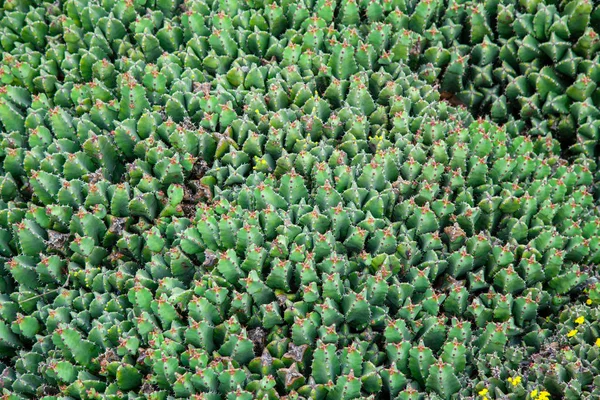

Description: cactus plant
[0,0,599,399]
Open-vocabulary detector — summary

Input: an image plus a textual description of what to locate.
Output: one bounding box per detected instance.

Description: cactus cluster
[0,0,599,399]
[382,0,600,158]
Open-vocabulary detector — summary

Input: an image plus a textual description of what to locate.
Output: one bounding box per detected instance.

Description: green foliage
[0,0,599,399]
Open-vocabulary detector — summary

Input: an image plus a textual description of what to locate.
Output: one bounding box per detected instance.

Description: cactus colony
[0,0,600,399]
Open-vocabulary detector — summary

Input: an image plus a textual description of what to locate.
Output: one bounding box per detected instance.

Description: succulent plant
[0,0,599,399]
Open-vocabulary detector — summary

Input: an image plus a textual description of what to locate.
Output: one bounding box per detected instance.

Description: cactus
[0,0,599,399]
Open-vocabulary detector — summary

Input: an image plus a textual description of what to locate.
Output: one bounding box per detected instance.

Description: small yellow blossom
[478,388,488,396]
[596,338,600,347]
[531,389,538,398]
[587,299,593,305]
[567,329,578,337]
[483,397,489,400]
[537,391,550,400]
[255,109,260,114]
[508,376,521,386]
[513,376,521,385]
[575,316,585,324]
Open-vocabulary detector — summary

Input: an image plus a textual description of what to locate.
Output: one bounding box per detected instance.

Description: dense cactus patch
[0,0,600,399]
[388,0,600,158]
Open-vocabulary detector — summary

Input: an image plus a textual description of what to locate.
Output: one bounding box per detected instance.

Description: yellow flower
[567,329,578,337]
[596,338,600,347]
[575,316,585,324]
[531,389,538,398]
[508,376,521,386]
[479,388,488,395]
[587,299,593,305]
[537,391,550,400]
[483,397,489,400]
